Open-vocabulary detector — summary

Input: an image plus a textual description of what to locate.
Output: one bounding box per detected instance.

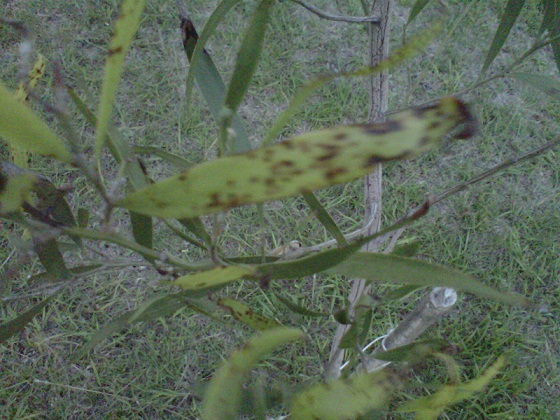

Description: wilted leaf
[397,356,505,419]
[290,369,400,419]
[219,297,281,330]
[0,82,72,163]
[119,97,475,219]
[201,327,303,419]
[95,0,147,158]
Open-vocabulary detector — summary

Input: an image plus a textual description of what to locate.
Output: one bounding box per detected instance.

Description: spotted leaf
[118,97,476,219]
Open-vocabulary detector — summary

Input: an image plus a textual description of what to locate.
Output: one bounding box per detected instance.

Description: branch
[285,0,381,24]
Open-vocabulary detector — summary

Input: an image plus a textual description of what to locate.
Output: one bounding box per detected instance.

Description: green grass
[1,0,559,418]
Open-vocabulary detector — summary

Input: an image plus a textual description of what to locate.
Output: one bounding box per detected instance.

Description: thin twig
[286,0,380,24]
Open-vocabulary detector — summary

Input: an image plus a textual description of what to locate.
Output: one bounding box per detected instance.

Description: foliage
[1,0,558,417]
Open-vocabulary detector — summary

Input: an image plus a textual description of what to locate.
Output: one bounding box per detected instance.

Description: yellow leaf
[118,97,476,219]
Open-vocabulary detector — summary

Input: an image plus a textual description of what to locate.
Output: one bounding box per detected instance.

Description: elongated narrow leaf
[172,265,256,290]
[12,52,46,168]
[291,369,400,419]
[274,293,330,318]
[94,0,147,158]
[302,192,347,245]
[327,252,528,306]
[0,293,57,343]
[374,339,450,363]
[0,83,72,163]
[224,0,275,113]
[480,0,526,75]
[219,297,281,330]
[32,236,73,281]
[130,210,153,260]
[133,145,192,170]
[513,72,560,99]
[397,356,505,418]
[178,217,213,249]
[183,0,243,106]
[201,327,303,420]
[118,97,475,219]
[538,0,559,36]
[68,87,149,191]
[180,15,251,153]
[263,25,441,146]
[0,172,36,214]
[406,0,431,26]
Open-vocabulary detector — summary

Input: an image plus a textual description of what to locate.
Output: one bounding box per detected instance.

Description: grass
[1,0,559,418]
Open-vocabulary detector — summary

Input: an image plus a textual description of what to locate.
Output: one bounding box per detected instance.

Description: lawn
[1,0,559,418]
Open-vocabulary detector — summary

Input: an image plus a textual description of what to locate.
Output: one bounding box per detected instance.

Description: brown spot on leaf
[279,140,295,150]
[334,132,348,141]
[418,136,432,147]
[249,176,259,183]
[226,179,235,187]
[108,46,123,57]
[364,155,383,167]
[207,193,223,208]
[362,120,401,135]
[325,168,347,180]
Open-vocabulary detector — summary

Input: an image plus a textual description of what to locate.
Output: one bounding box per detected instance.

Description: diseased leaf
[397,356,505,419]
[172,265,256,290]
[327,252,528,306]
[262,25,442,146]
[219,297,281,330]
[480,0,526,75]
[201,327,303,420]
[290,369,400,419]
[512,72,560,99]
[94,0,147,159]
[118,97,475,219]
[0,82,72,163]
[12,52,46,168]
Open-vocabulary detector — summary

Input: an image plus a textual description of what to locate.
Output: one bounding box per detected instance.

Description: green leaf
[32,236,73,281]
[0,171,36,214]
[218,297,281,330]
[539,0,560,74]
[512,72,560,99]
[374,339,449,363]
[179,14,251,153]
[0,82,72,163]
[130,210,153,261]
[133,145,192,170]
[262,25,442,146]
[183,0,243,107]
[224,0,275,114]
[339,322,359,349]
[201,327,303,420]
[118,97,475,219]
[0,293,58,343]
[177,217,213,249]
[77,207,89,228]
[302,192,347,246]
[397,356,505,419]
[384,284,422,300]
[480,0,526,75]
[68,87,149,191]
[290,369,400,419]
[172,265,256,290]
[94,0,147,159]
[406,0,431,27]
[274,293,330,318]
[327,252,528,306]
